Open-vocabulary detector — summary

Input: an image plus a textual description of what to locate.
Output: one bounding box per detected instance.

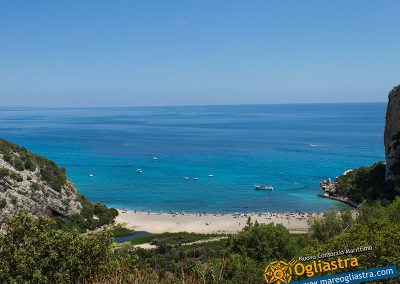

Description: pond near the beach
[114,231,151,243]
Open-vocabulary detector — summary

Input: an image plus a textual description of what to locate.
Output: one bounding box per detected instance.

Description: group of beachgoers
[120,209,321,221]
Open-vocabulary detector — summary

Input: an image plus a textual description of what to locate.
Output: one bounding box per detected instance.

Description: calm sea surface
[0,103,386,212]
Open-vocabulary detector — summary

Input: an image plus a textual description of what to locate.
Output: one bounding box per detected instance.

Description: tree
[308,208,354,242]
[221,254,263,284]
[304,199,400,283]
[0,211,113,283]
[304,219,400,282]
[227,218,299,262]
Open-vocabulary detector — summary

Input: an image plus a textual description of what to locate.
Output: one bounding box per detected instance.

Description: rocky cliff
[319,85,400,204]
[384,85,400,182]
[0,138,82,223]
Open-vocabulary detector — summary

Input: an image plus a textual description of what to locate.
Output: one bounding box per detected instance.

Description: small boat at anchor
[184,176,190,180]
[152,156,158,160]
[193,177,199,181]
[136,169,143,174]
[255,185,273,191]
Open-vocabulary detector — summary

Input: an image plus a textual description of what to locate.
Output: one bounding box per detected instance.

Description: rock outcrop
[320,177,336,194]
[384,85,400,182]
[0,139,82,223]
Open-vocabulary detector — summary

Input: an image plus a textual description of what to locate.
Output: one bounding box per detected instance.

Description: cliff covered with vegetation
[0,138,117,232]
[321,85,400,205]
[335,161,397,204]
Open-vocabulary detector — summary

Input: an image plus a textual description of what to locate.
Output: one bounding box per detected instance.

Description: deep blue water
[114,231,151,243]
[0,103,385,212]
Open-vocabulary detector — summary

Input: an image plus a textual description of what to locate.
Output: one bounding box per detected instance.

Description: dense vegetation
[54,195,119,232]
[0,168,23,182]
[139,232,222,246]
[111,224,136,237]
[336,161,398,203]
[227,219,310,262]
[305,202,400,274]
[0,138,67,192]
[0,211,113,283]
[1,198,399,283]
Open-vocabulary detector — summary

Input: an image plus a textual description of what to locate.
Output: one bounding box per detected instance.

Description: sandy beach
[116,210,322,234]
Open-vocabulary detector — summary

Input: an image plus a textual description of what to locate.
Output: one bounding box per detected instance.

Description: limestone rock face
[0,139,82,223]
[384,85,400,181]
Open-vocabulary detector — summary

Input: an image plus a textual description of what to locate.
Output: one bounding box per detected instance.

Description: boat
[193,177,199,181]
[184,176,190,180]
[208,174,214,177]
[136,169,143,173]
[255,185,273,191]
[89,173,94,177]
[152,156,158,160]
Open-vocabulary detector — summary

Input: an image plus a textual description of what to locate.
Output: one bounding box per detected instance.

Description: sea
[0,103,386,213]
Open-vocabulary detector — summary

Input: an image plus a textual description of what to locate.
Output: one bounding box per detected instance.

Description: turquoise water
[0,103,385,212]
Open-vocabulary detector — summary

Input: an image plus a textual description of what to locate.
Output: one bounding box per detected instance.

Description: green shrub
[357,196,400,225]
[94,202,119,226]
[111,225,135,237]
[10,172,23,182]
[36,156,66,192]
[24,157,37,171]
[0,168,10,178]
[221,254,263,284]
[31,182,44,192]
[227,218,300,262]
[3,152,12,163]
[0,199,7,209]
[10,196,18,205]
[13,157,25,171]
[309,208,354,242]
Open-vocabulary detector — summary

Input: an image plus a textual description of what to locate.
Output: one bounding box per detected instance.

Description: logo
[264,258,297,284]
[264,257,360,283]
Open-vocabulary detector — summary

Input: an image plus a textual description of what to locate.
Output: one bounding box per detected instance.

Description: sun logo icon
[264,258,297,284]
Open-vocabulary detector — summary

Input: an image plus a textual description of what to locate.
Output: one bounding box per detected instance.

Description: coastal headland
[116,209,322,234]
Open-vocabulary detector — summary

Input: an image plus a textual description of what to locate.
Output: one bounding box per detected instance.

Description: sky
[0,0,399,107]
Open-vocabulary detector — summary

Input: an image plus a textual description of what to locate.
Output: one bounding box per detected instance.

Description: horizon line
[0,101,387,110]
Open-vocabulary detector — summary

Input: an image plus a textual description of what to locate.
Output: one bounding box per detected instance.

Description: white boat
[255,185,273,191]
[208,174,214,177]
[193,177,199,181]
[89,173,94,177]
[137,169,143,173]
[184,176,190,180]
[152,156,158,160]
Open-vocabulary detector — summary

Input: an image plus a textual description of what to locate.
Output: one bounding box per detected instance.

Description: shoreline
[318,193,361,208]
[115,209,327,234]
